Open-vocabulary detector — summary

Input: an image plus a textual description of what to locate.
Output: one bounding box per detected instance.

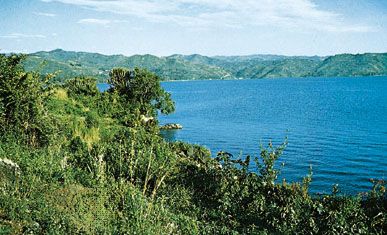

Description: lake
[158,77,387,194]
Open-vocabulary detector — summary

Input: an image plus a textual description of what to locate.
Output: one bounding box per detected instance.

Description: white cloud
[78,18,111,25]
[34,11,57,17]
[77,18,131,27]
[41,0,374,33]
[0,33,47,39]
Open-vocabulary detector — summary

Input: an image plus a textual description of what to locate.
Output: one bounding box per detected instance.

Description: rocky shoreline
[160,123,183,130]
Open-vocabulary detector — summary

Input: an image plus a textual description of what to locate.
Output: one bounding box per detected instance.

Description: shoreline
[161,74,387,83]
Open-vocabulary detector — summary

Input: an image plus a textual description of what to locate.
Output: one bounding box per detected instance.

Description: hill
[23,49,232,82]
[23,49,387,81]
[313,53,387,77]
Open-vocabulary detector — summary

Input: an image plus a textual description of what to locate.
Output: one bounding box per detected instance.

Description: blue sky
[0,0,386,56]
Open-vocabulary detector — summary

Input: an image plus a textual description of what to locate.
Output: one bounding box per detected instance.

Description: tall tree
[108,67,175,115]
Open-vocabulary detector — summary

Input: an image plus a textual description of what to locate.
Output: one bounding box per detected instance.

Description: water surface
[159,77,387,194]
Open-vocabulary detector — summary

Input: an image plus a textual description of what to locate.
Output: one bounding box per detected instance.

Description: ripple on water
[159,77,387,194]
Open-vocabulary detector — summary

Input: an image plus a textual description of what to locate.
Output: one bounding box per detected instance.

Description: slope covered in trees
[24,49,232,82]
[23,49,387,82]
[313,53,387,77]
[1,53,386,234]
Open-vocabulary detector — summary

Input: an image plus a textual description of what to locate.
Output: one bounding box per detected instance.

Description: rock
[140,115,154,124]
[0,158,20,173]
[160,123,183,130]
[0,158,21,183]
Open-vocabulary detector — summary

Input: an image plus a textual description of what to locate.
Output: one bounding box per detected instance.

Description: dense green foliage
[108,67,175,115]
[23,49,387,82]
[0,54,53,147]
[1,54,386,234]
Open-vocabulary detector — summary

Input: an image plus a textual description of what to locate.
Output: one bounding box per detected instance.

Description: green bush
[64,77,99,97]
[0,54,52,146]
[0,54,386,234]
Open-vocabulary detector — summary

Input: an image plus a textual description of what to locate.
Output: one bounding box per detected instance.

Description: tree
[108,67,175,115]
[64,76,99,97]
[0,54,49,146]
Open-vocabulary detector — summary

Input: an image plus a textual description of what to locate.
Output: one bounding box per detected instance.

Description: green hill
[232,59,321,78]
[24,49,232,82]
[171,52,387,78]
[313,53,387,77]
[23,49,387,81]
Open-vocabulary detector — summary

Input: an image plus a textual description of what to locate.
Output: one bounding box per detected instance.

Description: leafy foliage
[109,67,175,115]
[1,53,386,234]
[64,76,99,97]
[0,54,52,146]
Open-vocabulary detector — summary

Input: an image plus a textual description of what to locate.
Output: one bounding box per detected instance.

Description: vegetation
[1,53,386,234]
[23,49,387,82]
[23,49,232,82]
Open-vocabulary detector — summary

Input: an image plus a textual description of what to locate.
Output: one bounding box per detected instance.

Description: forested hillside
[23,49,232,82]
[313,53,387,77]
[23,49,387,82]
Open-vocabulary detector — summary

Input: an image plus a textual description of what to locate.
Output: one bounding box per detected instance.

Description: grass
[0,56,386,234]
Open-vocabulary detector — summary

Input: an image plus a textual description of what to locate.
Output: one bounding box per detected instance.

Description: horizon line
[2,48,387,58]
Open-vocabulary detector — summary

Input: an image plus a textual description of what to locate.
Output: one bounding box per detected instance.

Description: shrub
[64,77,99,97]
[0,54,51,146]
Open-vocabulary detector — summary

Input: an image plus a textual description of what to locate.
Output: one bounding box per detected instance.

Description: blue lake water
[157,77,387,194]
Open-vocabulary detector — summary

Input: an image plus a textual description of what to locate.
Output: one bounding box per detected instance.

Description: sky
[0,0,386,56]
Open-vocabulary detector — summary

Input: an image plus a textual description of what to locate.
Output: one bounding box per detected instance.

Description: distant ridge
[22,49,387,82]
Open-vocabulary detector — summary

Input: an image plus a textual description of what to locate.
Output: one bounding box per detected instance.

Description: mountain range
[23,49,387,82]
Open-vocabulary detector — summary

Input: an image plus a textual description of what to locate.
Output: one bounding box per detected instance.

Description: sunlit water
[156,77,387,194]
